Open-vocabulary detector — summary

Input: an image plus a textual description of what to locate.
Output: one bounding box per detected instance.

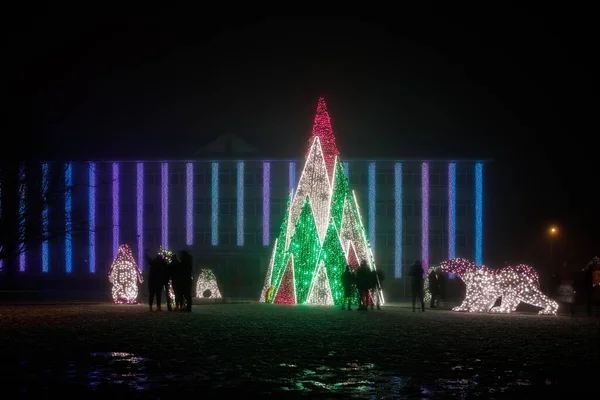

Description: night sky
[17,12,597,272]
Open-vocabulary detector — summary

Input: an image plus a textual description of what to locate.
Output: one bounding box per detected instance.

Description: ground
[1,302,598,398]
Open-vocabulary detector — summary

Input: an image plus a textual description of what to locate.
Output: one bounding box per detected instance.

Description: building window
[194,198,209,215]
[403,202,413,217]
[430,200,441,217]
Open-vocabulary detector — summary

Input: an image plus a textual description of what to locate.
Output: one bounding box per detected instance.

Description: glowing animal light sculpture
[108,244,144,304]
[195,269,222,299]
[439,258,558,315]
[260,97,382,306]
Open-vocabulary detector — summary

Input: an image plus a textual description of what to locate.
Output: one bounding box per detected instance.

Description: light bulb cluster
[108,244,143,304]
[439,258,558,315]
[263,98,382,306]
[195,268,222,299]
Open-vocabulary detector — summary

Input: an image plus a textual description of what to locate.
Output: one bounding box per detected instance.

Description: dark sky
[16,11,597,271]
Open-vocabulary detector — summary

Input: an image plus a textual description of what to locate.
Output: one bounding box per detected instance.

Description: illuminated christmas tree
[108,244,144,304]
[261,97,382,306]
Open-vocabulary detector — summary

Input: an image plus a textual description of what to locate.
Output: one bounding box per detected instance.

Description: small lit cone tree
[196,268,222,299]
[261,97,382,306]
[108,244,144,304]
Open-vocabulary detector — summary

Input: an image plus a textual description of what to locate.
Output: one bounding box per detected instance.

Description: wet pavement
[1,303,598,398]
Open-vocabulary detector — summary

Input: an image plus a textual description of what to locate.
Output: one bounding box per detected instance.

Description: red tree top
[309,97,339,181]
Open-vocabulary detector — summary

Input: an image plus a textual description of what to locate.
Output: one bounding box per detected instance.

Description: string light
[264,98,383,306]
[195,268,222,299]
[108,244,144,304]
[309,97,339,182]
[439,258,558,315]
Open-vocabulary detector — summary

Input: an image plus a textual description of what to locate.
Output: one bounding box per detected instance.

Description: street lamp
[549,226,558,267]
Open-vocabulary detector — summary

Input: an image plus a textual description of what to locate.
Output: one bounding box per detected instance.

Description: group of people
[340,262,385,311]
[410,260,445,312]
[146,250,193,312]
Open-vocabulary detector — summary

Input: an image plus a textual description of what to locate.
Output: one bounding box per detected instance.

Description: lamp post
[549,226,558,268]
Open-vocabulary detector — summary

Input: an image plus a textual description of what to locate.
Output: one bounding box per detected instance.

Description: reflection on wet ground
[13,352,563,398]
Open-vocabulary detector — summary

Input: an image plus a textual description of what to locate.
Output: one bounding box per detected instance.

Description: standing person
[341,265,355,311]
[180,250,194,312]
[146,253,163,312]
[170,254,183,311]
[159,253,173,312]
[410,260,425,312]
[356,262,371,311]
[428,268,441,308]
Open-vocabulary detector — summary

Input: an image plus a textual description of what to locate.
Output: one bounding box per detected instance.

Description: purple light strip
[448,163,456,260]
[421,162,429,276]
[186,162,193,246]
[262,162,271,246]
[136,162,144,270]
[237,162,244,246]
[288,161,295,195]
[112,163,120,258]
[161,162,168,249]
[19,165,26,272]
[89,163,96,274]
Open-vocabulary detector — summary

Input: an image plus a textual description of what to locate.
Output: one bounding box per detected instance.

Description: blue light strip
[288,162,296,194]
[394,163,403,278]
[448,163,456,260]
[211,162,219,246]
[41,163,49,273]
[343,162,349,178]
[89,163,96,273]
[262,162,271,246]
[18,165,26,272]
[65,163,72,274]
[185,162,193,246]
[475,163,483,266]
[237,162,244,246]
[368,162,376,253]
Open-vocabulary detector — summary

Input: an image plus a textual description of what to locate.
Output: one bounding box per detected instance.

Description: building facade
[5,155,485,298]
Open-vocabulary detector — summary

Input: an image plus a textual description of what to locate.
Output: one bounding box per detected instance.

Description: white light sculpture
[108,244,144,304]
[439,258,558,315]
[195,268,222,299]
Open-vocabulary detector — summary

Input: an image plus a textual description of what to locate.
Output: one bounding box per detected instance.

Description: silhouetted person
[159,254,173,311]
[341,265,355,311]
[146,253,164,311]
[170,254,184,310]
[356,262,371,311]
[428,269,441,308]
[179,251,193,312]
[410,260,425,312]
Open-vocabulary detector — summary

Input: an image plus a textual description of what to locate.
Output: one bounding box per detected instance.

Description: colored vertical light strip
[421,162,429,275]
[136,162,144,270]
[211,162,219,246]
[262,162,271,246]
[186,162,193,246]
[288,161,296,194]
[237,162,245,246]
[343,161,349,178]
[18,165,26,272]
[475,163,484,266]
[41,163,49,273]
[394,163,403,278]
[367,162,376,253]
[112,162,120,258]
[448,163,456,260]
[64,163,72,273]
[89,163,96,274]
[161,162,168,249]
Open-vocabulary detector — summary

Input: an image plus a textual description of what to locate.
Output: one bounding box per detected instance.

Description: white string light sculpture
[108,244,144,304]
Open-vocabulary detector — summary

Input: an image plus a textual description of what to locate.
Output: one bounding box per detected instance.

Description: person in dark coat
[179,250,194,312]
[356,262,371,311]
[428,269,441,308]
[341,265,355,311]
[159,253,173,311]
[146,253,164,311]
[410,260,425,312]
[170,254,183,311]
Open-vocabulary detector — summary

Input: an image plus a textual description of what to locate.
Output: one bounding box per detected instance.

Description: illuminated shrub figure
[440,258,558,315]
[108,244,143,304]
